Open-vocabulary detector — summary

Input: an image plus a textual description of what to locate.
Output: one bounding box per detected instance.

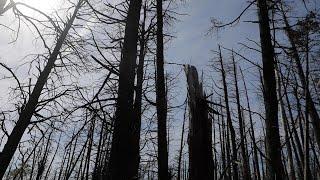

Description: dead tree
[280,4,320,149]
[131,5,147,178]
[276,67,296,180]
[218,46,239,180]
[0,1,84,178]
[107,0,143,179]
[256,0,285,179]
[0,0,14,15]
[232,56,251,180]
[156,0,169,179]
[177,104,187,180]
[185,65,214,180]
[240,68,261,180]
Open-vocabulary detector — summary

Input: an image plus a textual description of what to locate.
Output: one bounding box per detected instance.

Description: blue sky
[164,0,264,162]
[167,0,260,68]
[0,0,273,167]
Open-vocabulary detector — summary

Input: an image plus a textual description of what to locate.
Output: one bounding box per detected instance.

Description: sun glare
[18,0,62,14]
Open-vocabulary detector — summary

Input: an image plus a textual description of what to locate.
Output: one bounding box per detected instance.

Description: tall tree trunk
[276,68,295,180]
[108,0,142,179]
[0,1,83,178]
[282,72,304,173]
[218,100,227,180]
[131,5,148,178]
[282,76,304,179]
[303,32,311,180]
[232,55,251,180]
[177,104,187,180]
[218,46,238,180]
[185,65,214,180]
[156,0,169,179]
[240,68,261,180]
[280,2,320,148]
[256,0,285,179]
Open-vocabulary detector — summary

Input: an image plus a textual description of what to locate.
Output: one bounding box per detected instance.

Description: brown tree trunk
[0,1,83,178]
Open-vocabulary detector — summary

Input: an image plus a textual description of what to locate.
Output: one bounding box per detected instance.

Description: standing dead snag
[185,65,214,180]
[108,0,143,179]
[0,1,84,178]
[232,56,251,180]
[218,46,238,180]
[156,0,169,179]
[256,0,285,179]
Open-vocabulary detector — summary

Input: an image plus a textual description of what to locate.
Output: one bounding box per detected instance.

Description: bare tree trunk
[0,1,83,178]
[232,55,251,180]
[156,0,169,179]
[281,72,304,175]
[185,65,214,180]
[276,68,295,180]
[218,46,238,180]
[107,0,142,178]
[256,0,285,179]
[280,3,320,148]
[303,32,311,180]
[131,5,148,178]
[218,99,227,180]
[240,68,261,180]
[177,104,187,180]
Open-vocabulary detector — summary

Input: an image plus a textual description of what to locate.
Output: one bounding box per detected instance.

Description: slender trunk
[219,100,227,180]
[93,120,105,180]
[232,55,251,180]
[240,68,261,180]
[131,6,148,178]
[218,46,238,180]
[156,0,169,179]
[303,32,311,180]
[0,1,83,178]
[276,68,295,180]
[281,72,304,169]
[283,77,304,178]
[177,104,187,180]
[280,3,320,148]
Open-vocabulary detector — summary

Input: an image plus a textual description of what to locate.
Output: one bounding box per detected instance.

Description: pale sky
[1,0,312,169]
[0,0,264,163]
